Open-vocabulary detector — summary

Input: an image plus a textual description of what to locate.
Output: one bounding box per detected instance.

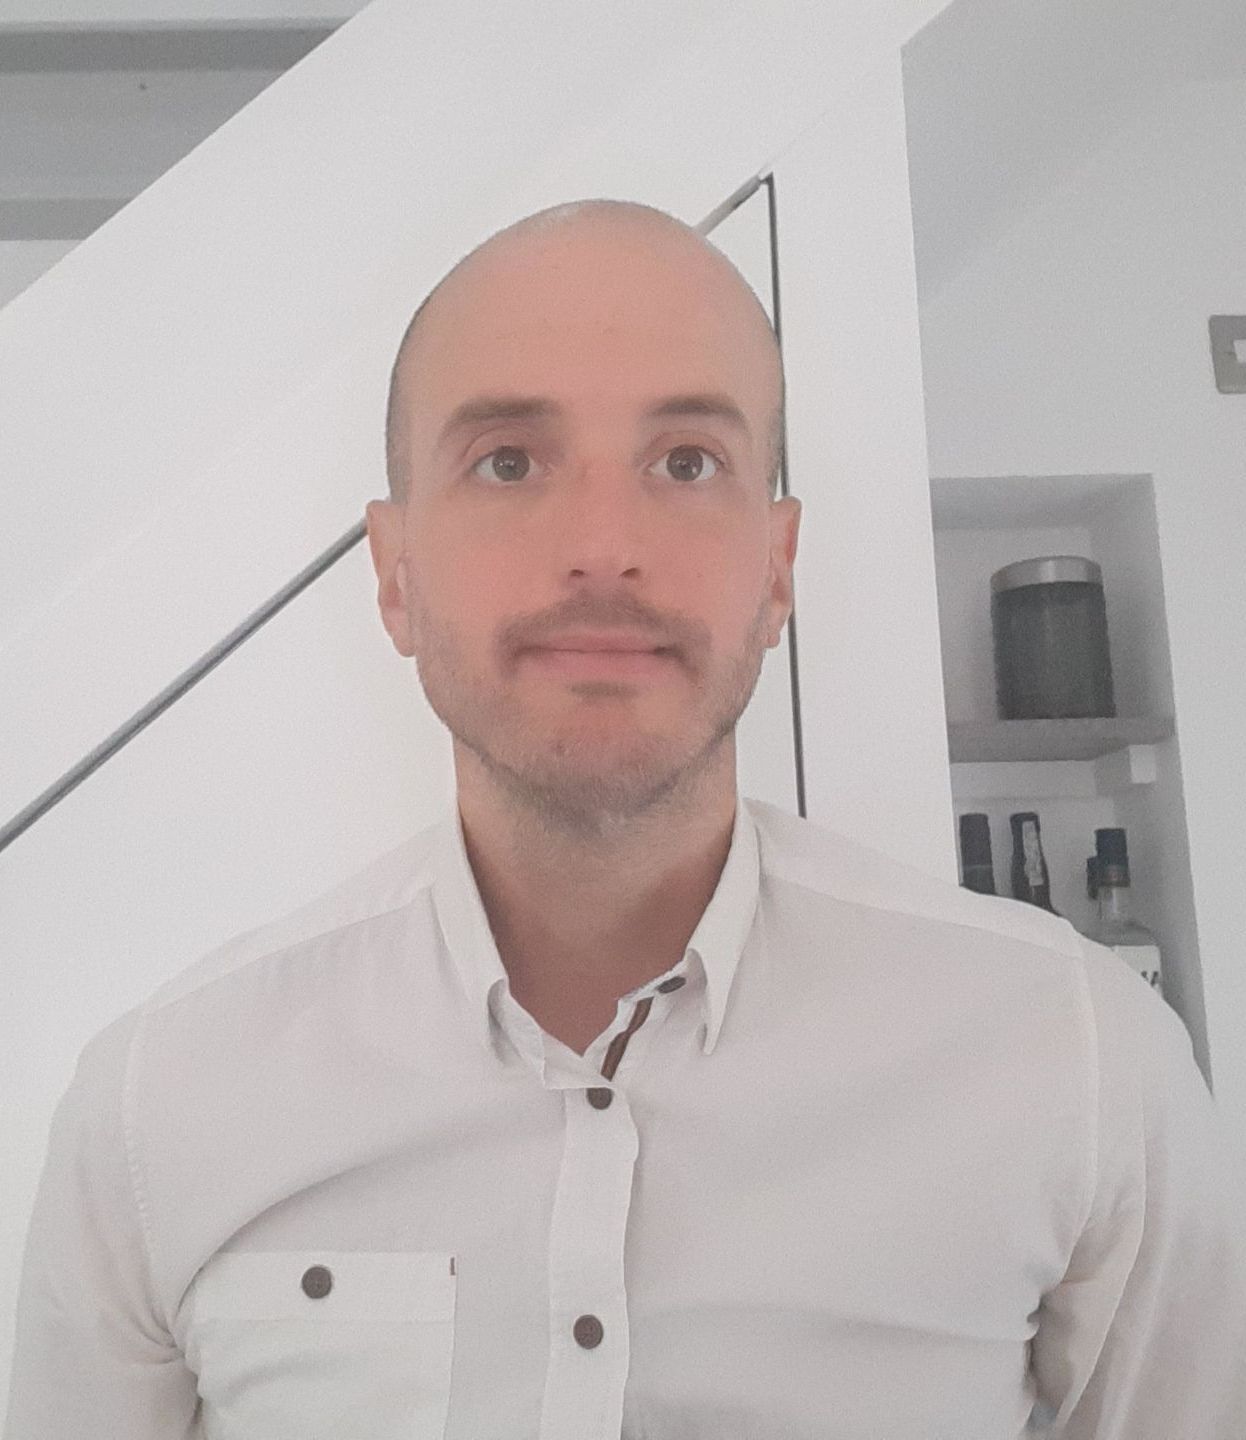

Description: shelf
[948,716,1175,763]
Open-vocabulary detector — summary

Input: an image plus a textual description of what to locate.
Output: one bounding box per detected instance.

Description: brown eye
[472,446,532,483]
[651,446,721,483]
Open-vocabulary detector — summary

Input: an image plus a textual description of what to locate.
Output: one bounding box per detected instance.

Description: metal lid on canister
[990,556,1103,594]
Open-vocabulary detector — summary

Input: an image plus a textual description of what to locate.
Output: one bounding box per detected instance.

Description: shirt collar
[430,790,761,1062]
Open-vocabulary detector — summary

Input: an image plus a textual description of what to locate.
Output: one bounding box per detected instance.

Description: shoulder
[144,816,446,1014]
[745,795,1085,961]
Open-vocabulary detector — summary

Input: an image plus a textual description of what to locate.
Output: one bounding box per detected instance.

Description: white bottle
[1084,828,1163,995]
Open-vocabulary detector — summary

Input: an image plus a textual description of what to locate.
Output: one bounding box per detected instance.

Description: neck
[1097,883,1131,924]
[453,746,738,1003]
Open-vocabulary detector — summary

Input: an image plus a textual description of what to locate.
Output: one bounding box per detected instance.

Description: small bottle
[959,813,997,895]
[1009,812,1061,915]
[1084,828,1164,995]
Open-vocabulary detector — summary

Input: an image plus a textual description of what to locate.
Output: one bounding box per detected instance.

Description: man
[368,198,797,1059]
[6,199,1246,1439]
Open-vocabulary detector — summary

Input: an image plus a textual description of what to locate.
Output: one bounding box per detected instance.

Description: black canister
[990,556,1116,720]
[958,813,996,895]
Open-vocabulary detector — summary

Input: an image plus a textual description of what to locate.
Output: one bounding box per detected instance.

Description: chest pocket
[186,1250,456,1440]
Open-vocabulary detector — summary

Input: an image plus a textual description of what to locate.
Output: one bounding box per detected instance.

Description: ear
[767,495,801,642]
[365,499,415,658]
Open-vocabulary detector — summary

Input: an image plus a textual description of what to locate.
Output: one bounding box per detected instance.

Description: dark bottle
[958,813,997,895]
[1009,812,1061,915]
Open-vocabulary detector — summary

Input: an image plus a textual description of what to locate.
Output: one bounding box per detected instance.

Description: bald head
[384,198,785,506]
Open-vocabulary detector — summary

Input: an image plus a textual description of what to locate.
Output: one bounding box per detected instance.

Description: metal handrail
[0,519,367,855]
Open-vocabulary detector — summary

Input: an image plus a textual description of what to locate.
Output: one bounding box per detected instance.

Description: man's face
[366,219,800,835]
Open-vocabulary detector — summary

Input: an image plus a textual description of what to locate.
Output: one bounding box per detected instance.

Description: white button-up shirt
[7,793,1246,1439]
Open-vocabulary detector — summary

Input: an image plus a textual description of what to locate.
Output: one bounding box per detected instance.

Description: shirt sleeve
[3,1007,200,1439]
[1028,936,1246,1437]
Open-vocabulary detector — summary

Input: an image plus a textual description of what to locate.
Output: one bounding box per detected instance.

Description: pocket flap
[192,1250,456,1324]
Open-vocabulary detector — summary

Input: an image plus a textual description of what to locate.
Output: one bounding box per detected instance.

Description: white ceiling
[902,0,1246,299]
[0,14,352,240]
[0,1,360,21]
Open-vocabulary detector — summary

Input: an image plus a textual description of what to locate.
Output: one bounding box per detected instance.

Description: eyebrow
[434,392,753,453]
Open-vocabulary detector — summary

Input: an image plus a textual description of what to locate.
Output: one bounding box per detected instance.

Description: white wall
[916,76,1246,1123]
[771,52,954,876]
[903,0,1246,302]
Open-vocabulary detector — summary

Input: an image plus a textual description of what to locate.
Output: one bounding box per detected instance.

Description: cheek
[686,538,763,614]
[408,531,525,641]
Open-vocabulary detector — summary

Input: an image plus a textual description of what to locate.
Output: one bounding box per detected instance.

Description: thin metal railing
[0,519,367,855]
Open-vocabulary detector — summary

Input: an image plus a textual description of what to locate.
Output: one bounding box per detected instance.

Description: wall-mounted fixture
[1208,315,1246,393]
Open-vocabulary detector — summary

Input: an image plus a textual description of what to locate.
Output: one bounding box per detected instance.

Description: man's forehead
[392,215,782,459]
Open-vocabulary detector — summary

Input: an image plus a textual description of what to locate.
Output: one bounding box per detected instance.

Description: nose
[550,459,657,577]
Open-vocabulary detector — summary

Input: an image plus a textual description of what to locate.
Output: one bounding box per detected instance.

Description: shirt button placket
[542,986,677,1438]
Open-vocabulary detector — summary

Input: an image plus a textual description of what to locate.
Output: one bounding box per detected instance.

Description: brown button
[656,976,686,993]
[301,1265,333,1299]
[587,1087,613,1110]
[573,1314,604,1348]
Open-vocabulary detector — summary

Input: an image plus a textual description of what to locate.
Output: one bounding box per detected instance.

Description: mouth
[523,647,675,679]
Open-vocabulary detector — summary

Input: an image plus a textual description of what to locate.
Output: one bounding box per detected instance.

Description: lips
[522,647,674,678]
[538,632,664,653]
